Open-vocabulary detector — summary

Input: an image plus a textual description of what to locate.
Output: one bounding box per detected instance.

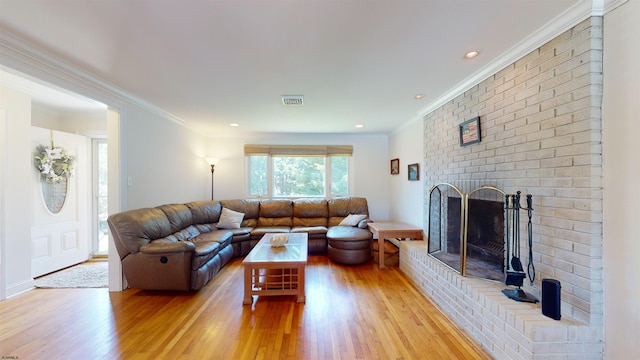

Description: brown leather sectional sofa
[107,197,373,291]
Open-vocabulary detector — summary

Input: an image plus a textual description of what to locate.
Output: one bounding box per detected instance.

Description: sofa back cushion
[158,204,194,232]
[328,197,370,227]
[293,198,328,227]
[220,199,260,227]
[186,200,222,224]
[107,207,173,258]
[258,199,293,227]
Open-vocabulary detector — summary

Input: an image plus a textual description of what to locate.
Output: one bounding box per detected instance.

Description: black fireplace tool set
[502,191,538,303]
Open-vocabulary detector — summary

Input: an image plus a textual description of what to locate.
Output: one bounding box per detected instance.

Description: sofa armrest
[139,241,195,254]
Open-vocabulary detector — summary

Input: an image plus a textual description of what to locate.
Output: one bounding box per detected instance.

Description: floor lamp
[206,158,219,200]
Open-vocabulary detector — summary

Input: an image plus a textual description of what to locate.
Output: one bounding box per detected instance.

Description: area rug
[35,261,108,288]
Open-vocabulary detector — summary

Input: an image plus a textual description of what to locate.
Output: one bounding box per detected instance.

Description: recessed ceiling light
[414,94,425,99]
[355,124,364,128]
[229,123,240,127]
[464,50,479,59]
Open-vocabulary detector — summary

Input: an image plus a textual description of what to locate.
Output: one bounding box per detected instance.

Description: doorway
[0,67,124,298]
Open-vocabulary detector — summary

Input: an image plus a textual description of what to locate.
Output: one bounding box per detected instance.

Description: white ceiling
[0,0,592,136]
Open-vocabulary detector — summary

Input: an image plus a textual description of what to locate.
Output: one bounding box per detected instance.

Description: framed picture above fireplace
[459,116,481,146]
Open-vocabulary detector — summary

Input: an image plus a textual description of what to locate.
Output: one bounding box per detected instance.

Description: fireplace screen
[428,183,506,282]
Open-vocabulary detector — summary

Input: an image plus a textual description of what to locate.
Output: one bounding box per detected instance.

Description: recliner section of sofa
[108,197,373,291]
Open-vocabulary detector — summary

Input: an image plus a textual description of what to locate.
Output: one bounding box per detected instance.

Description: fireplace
[428,183,506,282]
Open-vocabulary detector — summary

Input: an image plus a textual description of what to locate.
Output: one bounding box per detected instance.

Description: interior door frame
[0,109,7,300]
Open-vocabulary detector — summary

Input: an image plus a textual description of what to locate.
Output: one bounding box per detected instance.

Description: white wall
[602,1,640,358]
[388,120,424,228]
[124,103,209,209]
[0,87,34,297]
[206,133,390,221]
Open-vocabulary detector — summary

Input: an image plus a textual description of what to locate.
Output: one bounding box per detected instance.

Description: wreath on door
[34,144,76,183]
[34,131,77,214]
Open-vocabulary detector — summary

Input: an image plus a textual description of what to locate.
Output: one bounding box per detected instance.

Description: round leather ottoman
[326,226,373,265]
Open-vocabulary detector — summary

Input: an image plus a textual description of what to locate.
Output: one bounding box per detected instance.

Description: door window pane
[96,141,108,254]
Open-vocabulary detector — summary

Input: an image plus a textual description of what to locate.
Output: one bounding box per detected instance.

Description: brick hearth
[400,242,602,359]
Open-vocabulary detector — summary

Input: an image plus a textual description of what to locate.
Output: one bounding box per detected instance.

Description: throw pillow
[339,214,367,227]
[216,207,245,229]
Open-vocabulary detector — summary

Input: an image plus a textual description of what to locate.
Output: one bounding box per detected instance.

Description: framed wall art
[390,158,400,175]
[459,116,481,146]
[408,163,419,181]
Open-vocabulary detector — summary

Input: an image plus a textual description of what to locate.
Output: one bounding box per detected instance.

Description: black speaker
[541,279,561,320]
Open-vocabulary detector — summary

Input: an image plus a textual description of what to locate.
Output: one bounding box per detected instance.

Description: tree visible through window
[330,156,348,195]
[248,155,349,197]
[249,156,267,195]
[273,156,324,196]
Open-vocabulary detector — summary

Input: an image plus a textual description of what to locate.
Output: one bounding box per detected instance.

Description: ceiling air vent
[281,95,303,106]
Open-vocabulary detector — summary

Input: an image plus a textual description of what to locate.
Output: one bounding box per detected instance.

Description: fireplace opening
[428,184,506,282]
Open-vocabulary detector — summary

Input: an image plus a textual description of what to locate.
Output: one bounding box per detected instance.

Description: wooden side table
[367,222,423,269]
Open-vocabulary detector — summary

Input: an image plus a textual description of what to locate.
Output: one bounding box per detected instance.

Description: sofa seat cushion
[224,227,253,238]
[194,231,233,247]
[191,241,222,270]
[172,225,201,242]
[326,226,372,265]
[327,226,372,245]
[190,231,233,270]
[251,226,290,238]
[291,226,327,239]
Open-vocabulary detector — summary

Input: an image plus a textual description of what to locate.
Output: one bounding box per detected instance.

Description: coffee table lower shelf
[243,265,306,304]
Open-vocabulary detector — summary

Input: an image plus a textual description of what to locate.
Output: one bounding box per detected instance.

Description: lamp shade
[206,158,220,166]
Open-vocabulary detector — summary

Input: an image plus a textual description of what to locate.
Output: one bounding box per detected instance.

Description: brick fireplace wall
[407,16,604,358]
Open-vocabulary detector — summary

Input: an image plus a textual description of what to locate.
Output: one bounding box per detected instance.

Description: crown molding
[593,0,629,15]
[416,0,606,119]
[0,30,205,136]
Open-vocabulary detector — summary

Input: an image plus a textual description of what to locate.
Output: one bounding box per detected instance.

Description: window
[246,145,352,198]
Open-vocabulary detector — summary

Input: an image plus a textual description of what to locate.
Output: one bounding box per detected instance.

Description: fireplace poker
[505,194,525,288]
[511,192,523,272]
[526,194,535,285]
[504,195,512,271]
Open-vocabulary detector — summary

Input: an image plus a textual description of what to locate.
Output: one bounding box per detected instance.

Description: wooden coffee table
[242,233,308,304]
[368,222,423,269]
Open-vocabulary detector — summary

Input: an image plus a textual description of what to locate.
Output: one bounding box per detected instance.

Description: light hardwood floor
[0,256,491,359]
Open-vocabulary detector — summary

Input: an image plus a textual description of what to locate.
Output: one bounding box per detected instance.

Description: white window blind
[244,145,353,156]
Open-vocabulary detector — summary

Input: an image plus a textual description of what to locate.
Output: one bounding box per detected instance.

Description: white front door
[31,127,89,277]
